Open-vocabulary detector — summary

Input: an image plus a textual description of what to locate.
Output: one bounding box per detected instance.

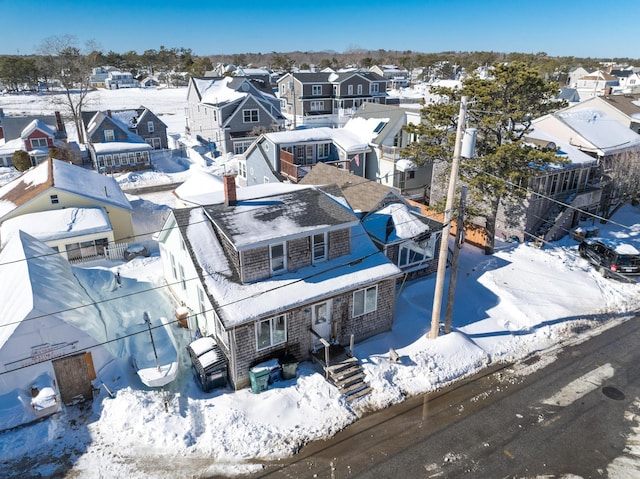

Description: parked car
[578,238,640,278]
[124,244,150,261]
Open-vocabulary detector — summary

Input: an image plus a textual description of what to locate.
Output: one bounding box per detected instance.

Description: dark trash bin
[249,368,270,394]
[279,354,299,380]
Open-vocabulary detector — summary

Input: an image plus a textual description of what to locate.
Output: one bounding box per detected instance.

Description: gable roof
[299,162,403,214]
[20,119,56,139]
[362,202,432,245]
[262,126,370,154]
[0,230,109,352]
[532,108,640,156]
[170,199,401,328]
[0,114,61,142]
[0,158,132,220]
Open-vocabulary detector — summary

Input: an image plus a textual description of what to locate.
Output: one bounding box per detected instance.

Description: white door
[311,301,332,341]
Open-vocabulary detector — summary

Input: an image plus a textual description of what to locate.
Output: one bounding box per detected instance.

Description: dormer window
[312,232,327,263]
[270,243,286,273]
[30,138,48,148]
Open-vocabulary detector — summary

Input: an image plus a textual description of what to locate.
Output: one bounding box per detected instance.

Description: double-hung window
[318,143,330,159]
[270,243,285,273]
[353,285,378,317]
[256,314,286,350]
[243,109,259,123]
[147,121,154,133]
[104,129,115,141]
[312,84,322,96]
[312,233,327,263]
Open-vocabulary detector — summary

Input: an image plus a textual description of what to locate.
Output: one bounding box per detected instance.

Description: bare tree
[601,148,640,216]
[37,35,97,144]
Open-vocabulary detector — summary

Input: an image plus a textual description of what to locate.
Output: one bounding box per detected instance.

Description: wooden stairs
[312,343,372,403]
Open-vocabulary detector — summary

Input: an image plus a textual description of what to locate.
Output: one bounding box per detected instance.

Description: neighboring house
[185,76,285,156]
[156,176,402,390]
[89,66,111,88]
[531,108,640,216]
[0,158,134,244]
[369,65,410,89]
[574,70,619,100]
[84,106,169,149]
[0,110,75,167]
[105,70,138,89]
[238,126,369,186]
[300,162,444,280]
[348,102,431,201]
[0,231,115,431]
[82,110,153,172]
[276,71,390,128]
[558,93,640,134]
[609,68,640,94]
[0,207,115,263]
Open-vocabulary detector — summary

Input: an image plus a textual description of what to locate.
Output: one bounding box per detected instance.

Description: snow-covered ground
[1,87,640,478]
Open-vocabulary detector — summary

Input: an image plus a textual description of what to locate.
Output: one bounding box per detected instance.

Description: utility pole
[429,96,468,339]
[444,185,467,334]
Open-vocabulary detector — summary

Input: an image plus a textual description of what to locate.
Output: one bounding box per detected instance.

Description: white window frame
[310,100,324,111]
[353,285,378,317]
[312,232,327,263]
[270,242,286,273]
[312,84,322,96]
[256,314,287,350]
[371,83,379,93]
[147,121,154,133]
[238,160,247,179]
[243,109,259,123]
[348,85,353,95]
[169,252,177,279]
[318,143,330,159]
[234,140,253,154]
[30,137,48,148]
[179,264,186,290]
[104,129,115,141]
[398,238,436,268]
[357,84,363,95]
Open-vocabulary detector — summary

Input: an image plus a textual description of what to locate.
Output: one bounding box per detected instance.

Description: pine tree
[403,62,568,254]
[13,150,32,171]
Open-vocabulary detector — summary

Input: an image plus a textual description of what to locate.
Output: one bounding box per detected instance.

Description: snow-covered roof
[264,127,370,153]
[0,207,112,248]
[92,142,152,153]
[20,119,56,139]
[195,77,249,105]
[363,203,430,244]
[182,206,401,327]
[533,109,640,156]
[525,128,598,166]
[200,186,358,250]
[0,159,132,220]
[0,231,109,354]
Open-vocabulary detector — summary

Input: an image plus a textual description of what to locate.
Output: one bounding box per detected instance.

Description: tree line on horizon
[1,39,639,93]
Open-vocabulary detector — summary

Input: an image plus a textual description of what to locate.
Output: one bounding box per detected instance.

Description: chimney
[54,111,66,134]
[107,109,112,118]
[223,174,237,206]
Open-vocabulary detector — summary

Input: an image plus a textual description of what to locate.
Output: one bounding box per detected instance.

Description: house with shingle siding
[156,176,401,390]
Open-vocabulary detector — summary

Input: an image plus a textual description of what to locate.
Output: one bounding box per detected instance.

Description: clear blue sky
[2,0,638,59]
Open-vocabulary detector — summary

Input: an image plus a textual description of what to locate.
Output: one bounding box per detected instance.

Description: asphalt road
[248,316,640,478]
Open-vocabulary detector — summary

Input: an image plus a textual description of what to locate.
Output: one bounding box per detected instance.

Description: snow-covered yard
[0,88,639,478]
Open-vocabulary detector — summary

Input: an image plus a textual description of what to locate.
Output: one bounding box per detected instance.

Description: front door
[311,301,332,341]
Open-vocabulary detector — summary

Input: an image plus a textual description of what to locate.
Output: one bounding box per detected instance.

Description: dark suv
[578,238,640,279]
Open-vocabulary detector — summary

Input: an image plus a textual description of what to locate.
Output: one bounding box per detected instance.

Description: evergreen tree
[403,62,568,254]
[13,150,32,171]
